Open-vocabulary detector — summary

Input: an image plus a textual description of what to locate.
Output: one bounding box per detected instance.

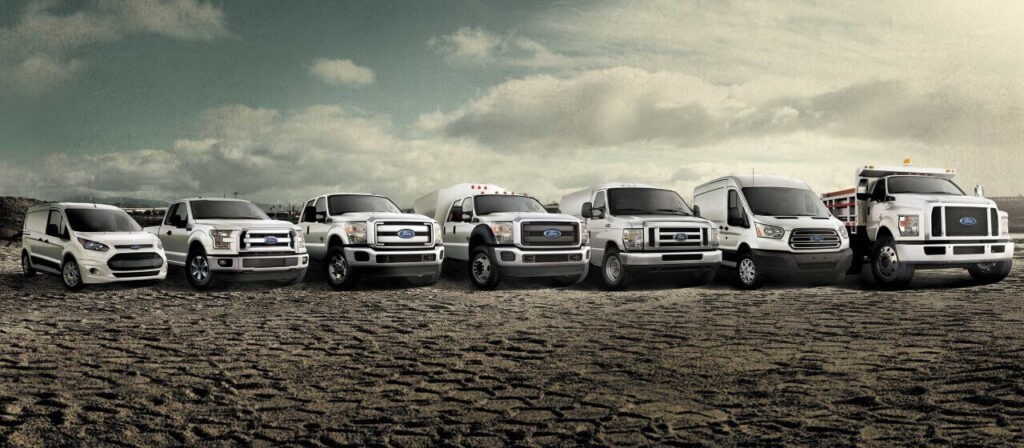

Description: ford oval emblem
[397,229,416,239]
[130,244,141,250]
[543,229,562,239]
[673,233,688,242]
[960,217,977,226]
[264,236,278,244]
[811,235,823,242]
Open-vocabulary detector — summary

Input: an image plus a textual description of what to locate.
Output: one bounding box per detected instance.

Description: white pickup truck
[821,162,1013,288]
[414,184,590,290]
[298,193,443,289]
[145,198,308,290]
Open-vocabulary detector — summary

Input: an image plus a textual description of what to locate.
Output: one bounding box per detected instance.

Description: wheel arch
[469,225,496,250]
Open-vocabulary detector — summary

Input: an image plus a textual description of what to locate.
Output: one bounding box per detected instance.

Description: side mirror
[592,208,605,219]
[448,206,463,223]
[315,212,328,223]
[855,183,869,201]
[975,185,984,197]
[693,205,701,217]
[581,202,593,219]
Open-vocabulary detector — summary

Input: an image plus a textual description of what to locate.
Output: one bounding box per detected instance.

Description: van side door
[23,210,49,269]
[38,209,69,268]
[720,189,747,256]
[161,202,191,264]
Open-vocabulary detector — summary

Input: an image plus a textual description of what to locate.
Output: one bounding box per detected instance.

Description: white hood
[332,212,433,223]
[194,219,299,231]
[477,212,578,222]
[614,214,714,228]
[893,194,995,207]
[74,231,161,246]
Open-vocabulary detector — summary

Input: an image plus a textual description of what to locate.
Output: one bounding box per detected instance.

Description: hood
[614,214,715,228]
[890,194,995,208]
[332,212,434,223]
[193,219,299,231]
[752,215,843,229]
[74,231,160,246]
[477,212,579,222]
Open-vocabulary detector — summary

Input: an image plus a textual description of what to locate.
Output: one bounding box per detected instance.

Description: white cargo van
[693,175,853,289]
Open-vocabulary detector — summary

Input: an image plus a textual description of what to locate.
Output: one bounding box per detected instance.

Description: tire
[325,246,358,290]
[408,267,442,287]
[468,246,502,290]
[553,264,590,287]
[21,251,37,277]
[280,268,307,286]
[967,260,1012,283]
[601,248,631,291]
[61,257,85,291]
[735,251,766,290]
[870,235,914,289]
[186,248,218,291]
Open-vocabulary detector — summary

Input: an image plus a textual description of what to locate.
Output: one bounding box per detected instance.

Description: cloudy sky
[2,0,1023,207]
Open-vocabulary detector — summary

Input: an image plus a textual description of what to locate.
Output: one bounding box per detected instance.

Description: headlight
[292,230,305,249]
[754,222,785,239]
[898,215,920,237]
[622,228,643,250]
[77,238,109,252]
[433,222,443,244]
[708,228,720,247]
[345,222,367,244]
[837,224,849,239]
[210,229,233,250]
[580,222,589,246]
[1001,214,1009,236]
[489,222,514,245]
[156,239,163,250]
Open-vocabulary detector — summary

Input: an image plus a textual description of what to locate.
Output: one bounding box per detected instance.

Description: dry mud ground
[0,241,1022,447]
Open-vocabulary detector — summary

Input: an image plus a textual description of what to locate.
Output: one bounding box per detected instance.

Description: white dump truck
[560,183,721,290]
[821,161,1013,288]
[298,193,443,289]
[413,184,590,290]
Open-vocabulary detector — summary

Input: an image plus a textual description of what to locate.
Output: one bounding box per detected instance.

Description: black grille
[521,222,578,246]
[375,254,434,263]
[991,208,999,236]
[107,253,163,271]
[113,270,161,278]
[788,229,841,250]
[241,257,298,268]
[931,207,942,237]
[945,207,988,237]
[953,246,984,255]
[114,244,153,249]
[662,254,703,261]
[525,254,570,263]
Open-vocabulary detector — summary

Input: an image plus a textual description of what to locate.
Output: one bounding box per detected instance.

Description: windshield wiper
[654,208,691,215]
[613,208,648,214]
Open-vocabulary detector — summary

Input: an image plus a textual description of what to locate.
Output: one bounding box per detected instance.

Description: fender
[469,224,497,246]
[187,229,214,253]
[326,227,350,247]
[874,215,899,242]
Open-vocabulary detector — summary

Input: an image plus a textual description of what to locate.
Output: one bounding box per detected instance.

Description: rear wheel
[967,260,1012,283]
[736,252,766,289]
[62,257,85,291]
[21,251,37,277]
[469,247,501,290]
[186,248,218,291]
[325,246,358,290]
[871,235,914,288]
[601,248,631,290]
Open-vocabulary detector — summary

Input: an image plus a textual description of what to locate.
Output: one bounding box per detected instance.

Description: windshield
[607,188,692,216]
[65,208,142,232]
[742,187,830,217]
[887,176,964,195]
[190,200,269,220]
[474,195,548,215]
[329,195,401,214]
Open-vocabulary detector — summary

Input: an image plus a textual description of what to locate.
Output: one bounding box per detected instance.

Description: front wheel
[469,247,501,290]
[325,247,358,290]
[62,258,85,291]
[186,249,218,291]
[736,252,766,290]
[871,236,914,288]
[601,248,631,290]
[967,260,1012,283]
[22,252,37,277]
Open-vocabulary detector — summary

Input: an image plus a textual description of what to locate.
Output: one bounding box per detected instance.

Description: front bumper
[619,249,722,272]
[208,253,309,273]
[343,246,444,278]
[79,253,168,284]
[896,240,1013,267]
[492,246,590,278]
[750,248,854,280]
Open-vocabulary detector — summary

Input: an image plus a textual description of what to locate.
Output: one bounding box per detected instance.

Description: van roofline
[695,174,810,190]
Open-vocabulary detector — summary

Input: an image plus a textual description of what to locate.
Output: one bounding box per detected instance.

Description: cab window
[870,180,887,201]
[314,197,327,221]
[46,210,68,239]
[593,191,607,215]
[462,196,474,215]
[25,210,47,233]
[302,200,317,223]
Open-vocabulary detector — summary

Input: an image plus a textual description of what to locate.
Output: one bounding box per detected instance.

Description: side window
[314,197,327,221]
[46,210,67,239]
[167,203,189,227]
[871,180,887,201]
[302,200,316,223]
[727,190,745,226]
[462,196,474,215]
[25,210,47,233]
[446,199,463,223]
[593,191,607,213]
[165,203,179,225]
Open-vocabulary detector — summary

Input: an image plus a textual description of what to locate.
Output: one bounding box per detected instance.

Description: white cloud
[0,0,228,93]
[310,58,375,87]
[429,27,571,68]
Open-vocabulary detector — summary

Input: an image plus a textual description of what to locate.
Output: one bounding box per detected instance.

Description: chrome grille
[241,229,293,252]
[375,221,432,247]
[789,228,841,250]
[650,226,705,250]
[521,221,579,246]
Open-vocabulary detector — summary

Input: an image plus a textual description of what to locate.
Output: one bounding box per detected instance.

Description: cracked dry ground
[0,241,1022,447]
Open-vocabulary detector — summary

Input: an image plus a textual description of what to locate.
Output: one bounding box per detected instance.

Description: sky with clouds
[2,0,1023,207]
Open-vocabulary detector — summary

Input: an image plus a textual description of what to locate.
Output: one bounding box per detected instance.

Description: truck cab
[561,183,721,290]
[822,164,1013,288]
[145,198,308,290]
[298,193,443,289]
[694,176,852,289]
[414,184,590,290]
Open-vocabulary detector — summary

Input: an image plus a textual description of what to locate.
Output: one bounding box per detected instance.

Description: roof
[698,175,809,190]
[591,182,659,190]
[29,202,122,212]
[856,165,955,179]
[175,197,251,203]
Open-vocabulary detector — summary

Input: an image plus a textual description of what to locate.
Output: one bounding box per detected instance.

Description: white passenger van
[693,175,853,289]
[21,203,167,290]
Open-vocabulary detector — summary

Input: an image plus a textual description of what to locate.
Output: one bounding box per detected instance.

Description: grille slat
[375,221,433,247]
[651,226,705,249]
[242,229,294,252]
[521,221,579,247]
[931,207,943,237]
[107,252,163,271]
[945,207,989,237]
[789,228,841,250]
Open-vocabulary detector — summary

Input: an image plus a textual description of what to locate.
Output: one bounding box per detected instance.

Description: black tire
[280,268,307,286]
[61,257,85,291]
[601,248,631,291]
[553,264,590,287]
[186,248,218,291]
[408,267,442,287]
[325,246,358,290]
[468,246,501,290]
[21,251,37,277]
[967,260,1012,283]
[870,235,914,289]
[735,251,766,290]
